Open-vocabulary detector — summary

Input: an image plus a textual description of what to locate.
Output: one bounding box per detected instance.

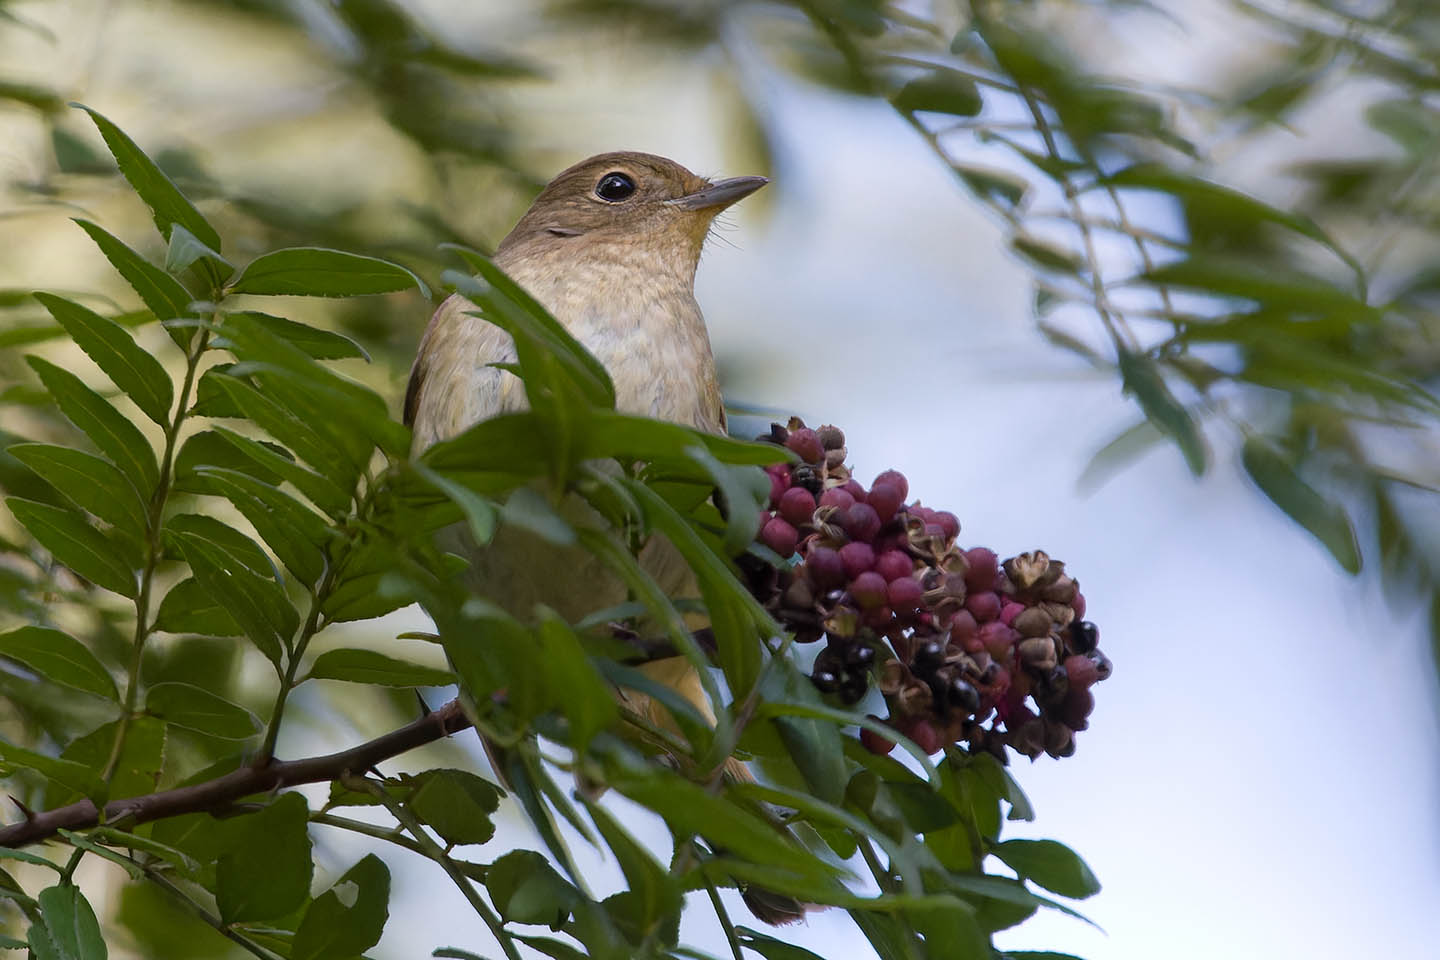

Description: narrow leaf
[229,247,428,297]
[308,649,454,687]
[7,443,147,543]
[1117,351,1207,475]
[7,498,137,597]
[0,626,116,700]
[1241,435,1362,574]
[26,356,158,495]
[34,292,172,424]
[146,681,261,739]
[76,104,222,250]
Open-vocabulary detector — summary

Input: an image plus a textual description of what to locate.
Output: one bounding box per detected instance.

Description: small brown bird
[406,155,805,923]
[405,151,765,684]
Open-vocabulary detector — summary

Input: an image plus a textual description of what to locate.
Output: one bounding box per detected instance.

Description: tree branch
[0,698,473,849]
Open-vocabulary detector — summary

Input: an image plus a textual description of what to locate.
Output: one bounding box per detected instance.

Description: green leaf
[165,513,278,579]
[145,681,260,739]
[7,498,137,597]
[1116,351,1207,475]
[54,717,164,803]
[0,847,62,873]
[405,769,503,846]
[500,486,575,546]
[534,611,616,747]
[0,626,116,700]
[413,462,497,545]
[735,926,828,960]
[1012,234,1084,275]
[200,372,358,488]
[216,793,313,923]
[484,850,578,927]
[26,356,158,495]
[75,104,221,251]
[0,743,105,803]
[760,661,847,806]
[34,293,173,424]
[292,854,390,960]
[1138,256,1374,316]
[193,467,328,584]
[953,162,1028,208]
[991,839,1101,900]
[164,224,233,282]
[172,429,283,495]
[608,763,835,882]
[72,219,200,349]
[229,247,429,297]
[226,311,370,361]
[7,443,147,543]
[153,576,241,635]
[171,530,297,667]
[29,884,107,960]
[892,68,983,116]
[1241,435,1361,574]
[208,426,352,518]
[581,798,681,941]
[308,649,454,687]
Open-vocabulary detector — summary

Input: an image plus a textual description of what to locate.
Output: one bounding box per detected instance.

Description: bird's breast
[504,254,725,433]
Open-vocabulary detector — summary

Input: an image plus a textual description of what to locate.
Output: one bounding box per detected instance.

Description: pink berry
[842,479,866,500]
[761,517,798,557]
[778,487,816,527]
[765,465,790,507]
[965,590,1001,623]
[979,621,1017,659]
[1072,592,1087,619]
[999,602,1026,626]
[948,610,978,645]
[819,487,855,511]
[842,503,882,542]
[806,546,846,589]
[963,547,999,592]
[907,719,942,755]
[866,483,903,523]
[785,428,824,464]
[932,511,960,540]
[875,550,913,582]
[1064,654,1099,691]
[850,571,888,609]
[872,470,909,502]
[860,722,895,755]
[887,576,923,612]
[838,542,876,579]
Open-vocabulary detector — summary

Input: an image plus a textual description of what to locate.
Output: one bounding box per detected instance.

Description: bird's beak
[669,175,769,211]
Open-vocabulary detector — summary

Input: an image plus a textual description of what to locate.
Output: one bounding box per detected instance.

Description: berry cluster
[743,419,1111,763]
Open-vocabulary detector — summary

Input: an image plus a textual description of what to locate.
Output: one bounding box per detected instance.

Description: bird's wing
[405,293,524,451]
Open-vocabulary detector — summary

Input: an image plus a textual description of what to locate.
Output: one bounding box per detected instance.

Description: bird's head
[495,151,767,277]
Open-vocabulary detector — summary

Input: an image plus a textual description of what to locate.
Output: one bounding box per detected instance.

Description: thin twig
[703,875,745,960]
[0,699,471,848]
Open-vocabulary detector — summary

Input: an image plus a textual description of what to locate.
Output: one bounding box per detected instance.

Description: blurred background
[1,0,1437,958]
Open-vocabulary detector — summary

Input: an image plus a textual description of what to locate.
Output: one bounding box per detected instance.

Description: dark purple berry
[850,571,888,609]
[761,517,799,557]
[811,669,841,693]
[948,677,981,713]
[838,542,876,579]
[842,503,882,542]
[887,576,923,612]
[963,547,999,592]
[866,483,903,524]
[1068,620,1099,654]
[806,546,846,589]
[872,469,909,502]
[778,487,816,527]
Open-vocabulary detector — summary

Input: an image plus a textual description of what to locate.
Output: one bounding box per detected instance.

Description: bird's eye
[595,172,637,202]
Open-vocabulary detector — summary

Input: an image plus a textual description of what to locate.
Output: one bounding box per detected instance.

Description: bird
[404,154,806,922]
[404,150,764,683]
